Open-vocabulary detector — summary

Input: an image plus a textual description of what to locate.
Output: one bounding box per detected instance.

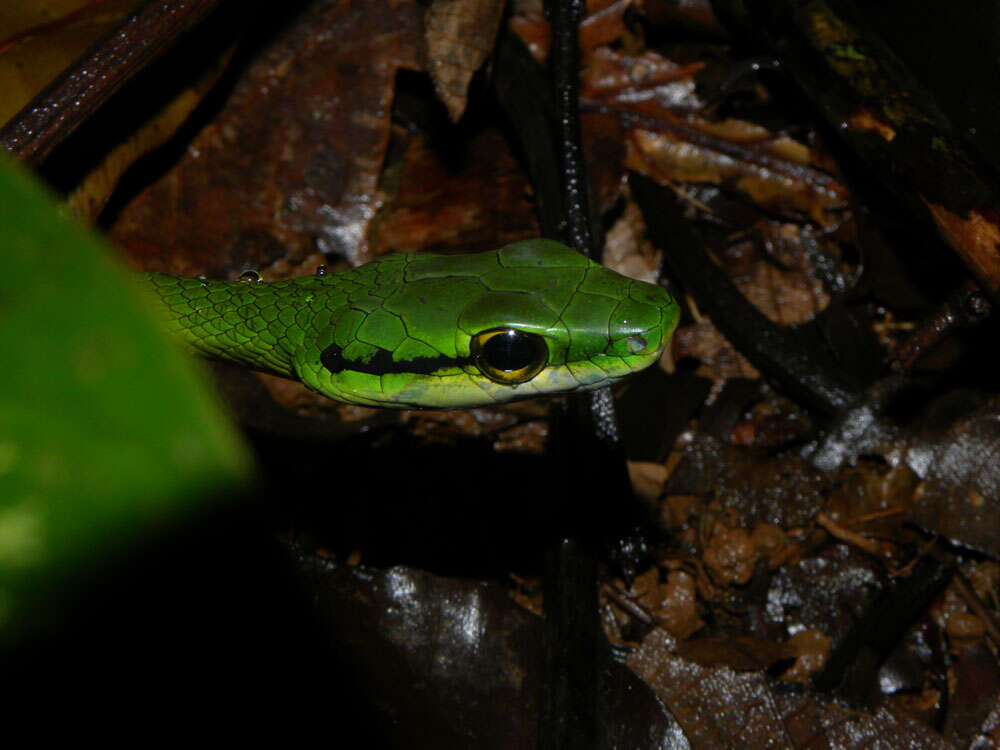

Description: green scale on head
[140,239,680,409]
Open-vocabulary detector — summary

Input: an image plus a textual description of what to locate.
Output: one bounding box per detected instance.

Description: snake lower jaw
[294,358,653,410]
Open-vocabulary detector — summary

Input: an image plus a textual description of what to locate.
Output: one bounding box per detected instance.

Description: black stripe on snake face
[321,343,470,376]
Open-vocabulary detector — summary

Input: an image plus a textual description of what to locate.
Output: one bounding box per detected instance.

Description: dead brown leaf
[111,0,424,275]
[629,628,953,748]
[425,0,505,122]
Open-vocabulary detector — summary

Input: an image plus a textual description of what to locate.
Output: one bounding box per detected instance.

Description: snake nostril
[626,335,647,353]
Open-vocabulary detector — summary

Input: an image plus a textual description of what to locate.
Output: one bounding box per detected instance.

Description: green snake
[138,239,679,409]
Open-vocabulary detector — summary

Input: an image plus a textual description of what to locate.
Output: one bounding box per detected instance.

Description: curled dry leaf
[626,126,847,226]
[578,45,848,224]
[723,236,831,327]
[602,198,660,284]
[425,0,505,122]
[627,460,669,503]
[578,0,632,52]
[673,320,761,385]
[581,47,704,110]
[509,0,634,64]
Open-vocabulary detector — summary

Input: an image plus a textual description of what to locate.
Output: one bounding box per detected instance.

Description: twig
[890,279,993,372]
[887,533,939,578]
[815,512,882,556]
[601,582,655,626]
[840,506,904,527]
[1,0,224,164]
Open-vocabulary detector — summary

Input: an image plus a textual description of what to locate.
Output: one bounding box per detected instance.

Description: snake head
[296,240,679,409]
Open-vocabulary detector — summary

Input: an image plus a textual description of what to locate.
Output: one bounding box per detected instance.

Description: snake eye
[470,328,548,385]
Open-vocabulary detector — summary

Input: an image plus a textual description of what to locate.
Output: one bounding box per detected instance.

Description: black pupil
[482,330,537,371]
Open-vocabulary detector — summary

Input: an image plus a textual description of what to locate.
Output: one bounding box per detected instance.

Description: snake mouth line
[320,342,641,386]
[321,343,471,376]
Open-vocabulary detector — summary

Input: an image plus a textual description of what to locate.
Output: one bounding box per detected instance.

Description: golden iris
[470,328,548,385]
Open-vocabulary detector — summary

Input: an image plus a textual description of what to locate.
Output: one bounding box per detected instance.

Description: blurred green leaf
[0,155,254,640]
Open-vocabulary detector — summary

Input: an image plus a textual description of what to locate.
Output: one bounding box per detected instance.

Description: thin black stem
[498,12,637,748]
[544,3,621,749]
[549,0,596,259]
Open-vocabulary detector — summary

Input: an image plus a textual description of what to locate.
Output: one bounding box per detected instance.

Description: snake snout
[606,281,678,362]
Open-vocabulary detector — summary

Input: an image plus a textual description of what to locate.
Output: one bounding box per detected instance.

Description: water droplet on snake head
[315,265,328,277]
[239,270,262,284]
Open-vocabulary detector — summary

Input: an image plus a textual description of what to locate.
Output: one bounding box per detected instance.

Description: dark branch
[1,0,224,165]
